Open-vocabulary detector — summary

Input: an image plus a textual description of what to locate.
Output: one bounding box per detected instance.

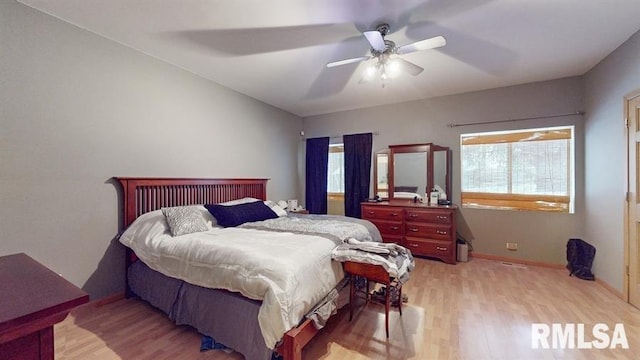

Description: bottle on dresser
[429,188,439,206]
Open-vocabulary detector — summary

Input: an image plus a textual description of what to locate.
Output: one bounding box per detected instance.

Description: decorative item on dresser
[361,201,457,264]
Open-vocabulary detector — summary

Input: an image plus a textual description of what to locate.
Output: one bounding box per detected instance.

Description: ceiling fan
[326,24,446,81]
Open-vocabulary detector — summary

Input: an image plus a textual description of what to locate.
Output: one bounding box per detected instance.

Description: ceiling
[17,0,640,117]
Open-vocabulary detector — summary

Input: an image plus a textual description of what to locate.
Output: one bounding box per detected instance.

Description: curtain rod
[447,111,585,128]
[301,131,380,140]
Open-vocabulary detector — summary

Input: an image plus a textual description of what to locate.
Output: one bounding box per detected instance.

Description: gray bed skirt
[128,261,273,360]
[129,255,352,360]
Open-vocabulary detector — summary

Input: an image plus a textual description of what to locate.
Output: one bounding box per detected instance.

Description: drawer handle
[436,215,448,220]
[436,246,448,251]
[409,228,419,232]
[366,211,375,215]
[436,230,448,235]
[409,244,419,248]
[409,214,418,218]
[390,226,399,230]
[390,213,399,217]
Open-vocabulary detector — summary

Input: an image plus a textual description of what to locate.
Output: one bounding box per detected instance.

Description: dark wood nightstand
[343,261,402,338]
[0,253,89,360]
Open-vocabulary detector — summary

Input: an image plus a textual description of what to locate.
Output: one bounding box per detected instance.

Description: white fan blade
[326,56,371,68]
[363,30,386,51]
[395,58,424,76]
[396,35,446,55]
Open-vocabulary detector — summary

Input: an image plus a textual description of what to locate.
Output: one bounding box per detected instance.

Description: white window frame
[327,144,344,195]
[460,126,575,213]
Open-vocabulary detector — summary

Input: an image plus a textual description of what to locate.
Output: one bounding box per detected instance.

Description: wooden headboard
[115,177,268,228]
[115,177,268,279]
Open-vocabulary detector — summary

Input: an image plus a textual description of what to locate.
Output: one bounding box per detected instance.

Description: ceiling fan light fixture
[363,64,377,80]
[386,59,401,78]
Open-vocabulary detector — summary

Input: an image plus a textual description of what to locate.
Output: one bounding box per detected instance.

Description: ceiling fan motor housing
[375,23,391,36]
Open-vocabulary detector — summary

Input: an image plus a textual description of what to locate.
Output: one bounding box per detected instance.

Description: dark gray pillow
[162,206,209,236]
[205,201,278,227]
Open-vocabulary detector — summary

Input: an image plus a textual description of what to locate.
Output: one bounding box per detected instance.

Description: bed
[115,177,380,360]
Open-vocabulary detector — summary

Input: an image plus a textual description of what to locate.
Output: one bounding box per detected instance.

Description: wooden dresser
[0,253,89,360]
[361,201,457,264]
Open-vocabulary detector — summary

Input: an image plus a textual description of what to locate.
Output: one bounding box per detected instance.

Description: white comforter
[119,209,344,350]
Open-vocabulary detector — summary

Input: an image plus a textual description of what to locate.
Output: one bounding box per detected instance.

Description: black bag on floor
[566,238,596,281]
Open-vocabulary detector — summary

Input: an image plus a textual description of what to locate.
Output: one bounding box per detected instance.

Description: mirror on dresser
[432,145,451,201]
[374,149,390,199]
[373,143,451,202]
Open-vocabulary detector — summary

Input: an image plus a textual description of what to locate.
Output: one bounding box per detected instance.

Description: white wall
[0,1,302,299]
[584,30,640,292]
[303,77,585,265]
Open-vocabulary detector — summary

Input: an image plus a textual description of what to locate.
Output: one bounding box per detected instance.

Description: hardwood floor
[55,258,640,359]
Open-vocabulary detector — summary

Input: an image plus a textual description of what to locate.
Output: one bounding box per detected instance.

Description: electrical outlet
[506,242,518,251]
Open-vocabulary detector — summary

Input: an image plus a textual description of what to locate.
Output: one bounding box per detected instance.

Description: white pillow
[192,205,217,227]
[264,200,287,217]
[119,209,169,248]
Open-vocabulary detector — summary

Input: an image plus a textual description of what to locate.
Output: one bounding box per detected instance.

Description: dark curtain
[343,133,372,218]
[305,137,330,214]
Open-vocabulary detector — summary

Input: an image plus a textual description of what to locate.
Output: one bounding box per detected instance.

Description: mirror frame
[373,143,451,202]
[373,149,390,200]
[431,144,452,203]
[389,144,430,201]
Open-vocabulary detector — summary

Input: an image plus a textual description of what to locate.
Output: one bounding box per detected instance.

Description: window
[327,144,344,194]
[460,126,574,213]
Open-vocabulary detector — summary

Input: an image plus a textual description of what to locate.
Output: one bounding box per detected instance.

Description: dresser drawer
[404,237,453,257]
[361,205,404,221]
[368,219,403,236]
[405,209,452,224]
[405,223,452,241]
[381,235,403,244]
